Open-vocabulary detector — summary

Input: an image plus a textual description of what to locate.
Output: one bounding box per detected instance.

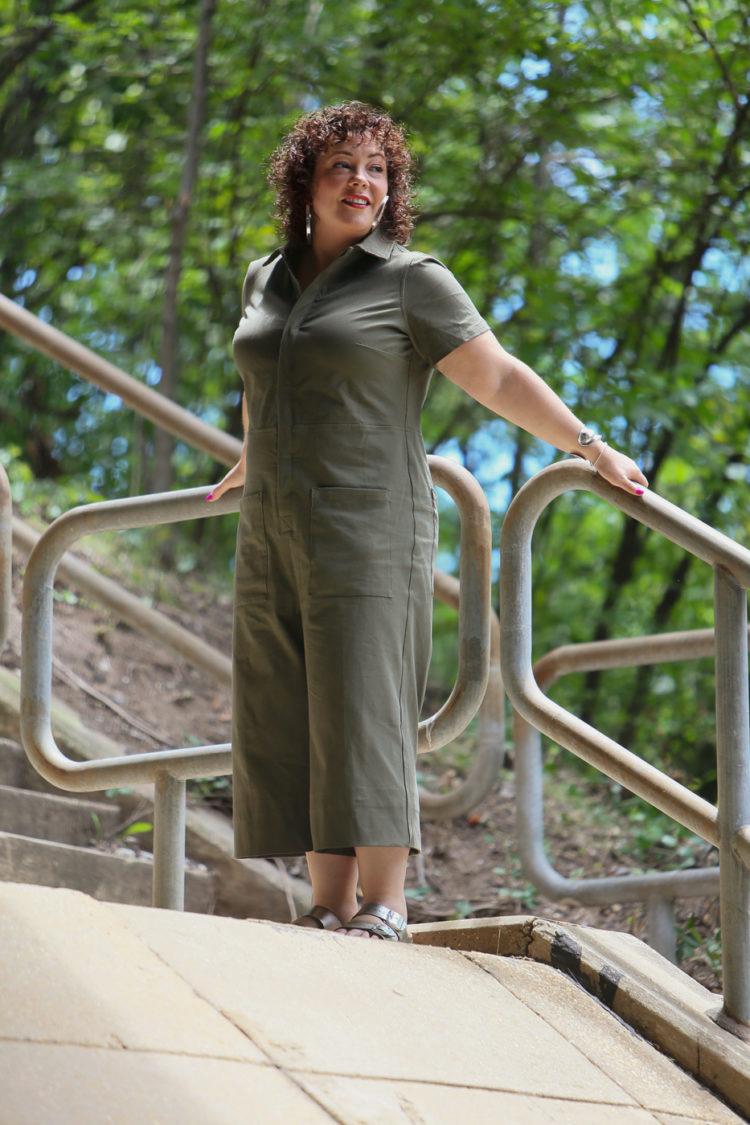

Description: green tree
[1,0,748,789]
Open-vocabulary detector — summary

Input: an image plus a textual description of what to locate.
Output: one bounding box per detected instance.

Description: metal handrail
[0,294,241,468]
[419,569,504,820]
[2,294,503,810]
[21,457,492,909]
[500,458,750,1031]
[11,515,232,688]
[0,464,10,654]
[514,629,749,957]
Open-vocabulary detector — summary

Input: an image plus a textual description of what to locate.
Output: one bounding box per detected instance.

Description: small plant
[676,913,723,982]
[492,863,539,910]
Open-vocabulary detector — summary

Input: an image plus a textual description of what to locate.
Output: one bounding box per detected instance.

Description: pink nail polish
[635,489,644,495]
[206,492,213,501]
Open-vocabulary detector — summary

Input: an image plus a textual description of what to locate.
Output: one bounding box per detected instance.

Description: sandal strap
[293,905,341,930]
[353,901,409,941]
[345,919,401,941]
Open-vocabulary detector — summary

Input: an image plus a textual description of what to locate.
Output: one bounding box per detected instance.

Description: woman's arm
[206,393,248,501]
[437,330,648,496]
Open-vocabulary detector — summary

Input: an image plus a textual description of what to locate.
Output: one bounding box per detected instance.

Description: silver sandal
[344,901,410,942]
[292,905,342,930]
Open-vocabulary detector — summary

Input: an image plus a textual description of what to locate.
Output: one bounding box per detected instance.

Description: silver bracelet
[590,441,608,470]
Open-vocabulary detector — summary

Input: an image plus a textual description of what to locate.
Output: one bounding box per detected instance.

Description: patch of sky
[548,162,576,191]
[701,247,747,293]
[87,329,123,351]
[562,3,592,39]
[111,436,129,457]
[707,364,736,389]
[576,151,613,180]
[101,393,122,412]
[641,14,660,39]
[631,86,662,122]
[560,238,619,284]
[13,269,36,292]
[66,266,84,281]
[684,301,710,333]
[520,57,551,81]
[497,71,520,90]
[492,292,524,323]
[579,331,616,359]
[145,363,162,386]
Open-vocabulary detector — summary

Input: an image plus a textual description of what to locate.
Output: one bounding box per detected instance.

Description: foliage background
[1,0,749,794]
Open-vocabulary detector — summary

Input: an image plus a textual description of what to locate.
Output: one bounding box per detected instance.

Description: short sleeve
[240,257,265,315]
[403,257,490,366]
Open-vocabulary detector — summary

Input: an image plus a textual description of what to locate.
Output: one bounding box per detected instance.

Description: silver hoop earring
[370,193,389,233]
[305,205,312,244]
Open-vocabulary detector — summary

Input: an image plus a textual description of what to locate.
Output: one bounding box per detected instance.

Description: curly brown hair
[267,102,415,247]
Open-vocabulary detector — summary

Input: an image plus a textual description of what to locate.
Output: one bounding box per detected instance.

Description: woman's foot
[292,905,343,930]
[336,899,409,940]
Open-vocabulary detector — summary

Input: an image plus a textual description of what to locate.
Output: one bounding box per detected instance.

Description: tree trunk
[152,0,216,495]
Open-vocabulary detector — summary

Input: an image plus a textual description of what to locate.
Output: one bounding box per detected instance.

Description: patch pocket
[309,487,392,598]
[233,491,268,604]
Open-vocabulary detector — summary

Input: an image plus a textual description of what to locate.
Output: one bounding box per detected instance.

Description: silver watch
[577,426,603,448]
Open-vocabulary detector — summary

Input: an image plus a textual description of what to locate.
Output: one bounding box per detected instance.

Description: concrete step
[0,831,216,912]
[0,735,312,920]
[0,737,42,789]
[0,736,110,798]
[0,784,123,845]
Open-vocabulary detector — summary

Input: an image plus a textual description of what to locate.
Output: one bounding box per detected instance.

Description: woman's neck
[297,232,359,290]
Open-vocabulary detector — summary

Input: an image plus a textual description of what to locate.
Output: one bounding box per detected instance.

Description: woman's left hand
[588,445,648,496]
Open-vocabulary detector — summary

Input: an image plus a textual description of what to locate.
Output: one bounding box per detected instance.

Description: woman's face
[309,135,388,246]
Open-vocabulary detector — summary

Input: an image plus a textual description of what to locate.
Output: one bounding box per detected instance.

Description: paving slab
[0,883,258,1059]
[468,954,743,1125]
[0,1042,332,1125]
[1,884,748,1125]
[115,903,637,1104]
[293,1074,669,1124]
[412,916,750,1122]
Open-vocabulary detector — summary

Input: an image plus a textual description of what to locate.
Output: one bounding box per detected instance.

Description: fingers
[206,460,245,502]
[594,449,648,496]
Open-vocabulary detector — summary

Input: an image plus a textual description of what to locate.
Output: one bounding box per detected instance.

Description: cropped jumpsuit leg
[230,228,489,859]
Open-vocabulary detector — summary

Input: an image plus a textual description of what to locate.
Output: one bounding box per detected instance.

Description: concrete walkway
[1,883,748,1124]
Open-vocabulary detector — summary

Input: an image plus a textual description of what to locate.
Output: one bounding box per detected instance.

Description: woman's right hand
[206,457,245,502]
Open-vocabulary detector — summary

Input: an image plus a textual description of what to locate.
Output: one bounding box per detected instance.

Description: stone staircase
[0,738,216,912]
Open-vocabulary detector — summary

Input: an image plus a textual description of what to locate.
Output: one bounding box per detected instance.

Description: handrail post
[0,463,11,655]
[152,771,187,910]
[714,565,750,1027]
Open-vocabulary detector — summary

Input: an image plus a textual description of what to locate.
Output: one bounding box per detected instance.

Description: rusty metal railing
[21,457,492,910]
[500,458,750,1033]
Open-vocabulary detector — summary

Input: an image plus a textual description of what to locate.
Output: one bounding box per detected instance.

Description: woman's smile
[308,137,388,256]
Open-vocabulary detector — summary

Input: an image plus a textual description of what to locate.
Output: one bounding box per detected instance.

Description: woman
[207,102,647,942]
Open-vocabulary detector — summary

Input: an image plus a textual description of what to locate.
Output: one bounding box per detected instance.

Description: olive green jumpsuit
[231,227,489,858]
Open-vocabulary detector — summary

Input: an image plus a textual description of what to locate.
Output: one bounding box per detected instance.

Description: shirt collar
[263,226,396,267]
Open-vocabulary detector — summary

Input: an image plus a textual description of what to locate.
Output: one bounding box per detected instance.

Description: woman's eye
[370,165,384,174]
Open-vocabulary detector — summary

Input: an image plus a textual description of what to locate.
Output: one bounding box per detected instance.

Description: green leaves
[2,0,749,788]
